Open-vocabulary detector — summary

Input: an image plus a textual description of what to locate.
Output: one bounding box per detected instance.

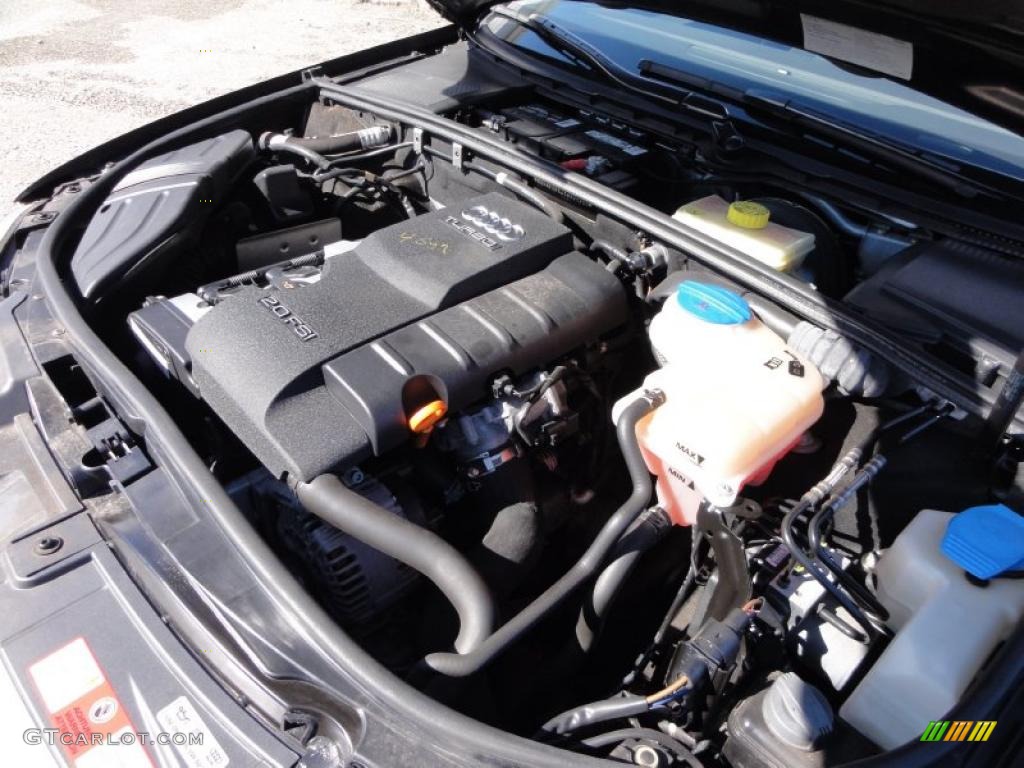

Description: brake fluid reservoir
[674,196,815,273]
[614,282,824,525]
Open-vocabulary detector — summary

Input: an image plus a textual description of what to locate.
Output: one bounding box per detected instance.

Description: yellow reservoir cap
[408,399,447,434]
[727,200,771,230]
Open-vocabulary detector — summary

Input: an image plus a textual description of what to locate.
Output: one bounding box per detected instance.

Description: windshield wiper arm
[489,9,731,121]
[489,11,995,199]
[491,8,658,97]
[640,58,993,199]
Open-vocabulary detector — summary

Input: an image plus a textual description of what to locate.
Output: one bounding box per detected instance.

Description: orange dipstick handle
[408,399,447,434]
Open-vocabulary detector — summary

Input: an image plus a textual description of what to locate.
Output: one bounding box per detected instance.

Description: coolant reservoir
[840,509,1024,749]
[615,282,824,525]
[674,196,815,273]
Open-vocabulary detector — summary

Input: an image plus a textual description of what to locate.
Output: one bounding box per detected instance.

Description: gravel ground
[0,0,444,216]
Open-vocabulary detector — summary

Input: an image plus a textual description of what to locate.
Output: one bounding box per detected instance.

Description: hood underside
[429,0,1024,139]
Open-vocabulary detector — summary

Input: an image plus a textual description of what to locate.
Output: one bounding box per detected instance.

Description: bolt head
[34,536,64,556]
[341,468,365,487]
[632,744,662,767]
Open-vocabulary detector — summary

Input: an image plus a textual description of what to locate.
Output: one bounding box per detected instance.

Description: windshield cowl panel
[485,0,1024,183]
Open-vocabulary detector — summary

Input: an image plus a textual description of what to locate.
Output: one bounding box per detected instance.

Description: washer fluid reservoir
[614,282,825,525]
[840,509,1024,749]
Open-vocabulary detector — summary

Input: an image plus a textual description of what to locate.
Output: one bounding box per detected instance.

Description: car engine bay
[9,41,1024,768]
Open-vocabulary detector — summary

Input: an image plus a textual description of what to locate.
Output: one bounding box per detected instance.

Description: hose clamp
[642,388,666,408]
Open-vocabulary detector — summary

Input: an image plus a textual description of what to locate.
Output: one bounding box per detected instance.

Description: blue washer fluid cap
[941,504,1024,579]
[676,281,751,325]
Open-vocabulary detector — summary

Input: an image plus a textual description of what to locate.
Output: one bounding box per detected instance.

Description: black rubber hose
[744,293,800,339]
[804,404,952,624]
[287,133,363,154]
[259,129,395,169]
[258,131,331,170]
[652,532,701,646]
[779,498,878,639]
[807,491,890,622]
[313,143,416,180]
[542,695,649,735]
[465,159,565,224]
[589,239,630,265]
[815,603,869,643]
[574,507,671,655]
[422,392,663,677]
[281,125,391,155]
[777,402,942,640]
[295,474,495,655]
[422,147,565,225]
[543,672,693,737]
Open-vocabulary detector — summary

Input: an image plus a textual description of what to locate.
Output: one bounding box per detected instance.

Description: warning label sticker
[801,14,913,80]
[157,695,230,768]
[28,636,105,714]
[28,637,152,768]
[584,130,647,157]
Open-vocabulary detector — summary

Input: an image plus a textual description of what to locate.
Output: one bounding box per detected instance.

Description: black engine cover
[186,194,627,481]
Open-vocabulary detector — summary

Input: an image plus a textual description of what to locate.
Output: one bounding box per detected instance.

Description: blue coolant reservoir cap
[941,504,1024,579]
[676,281,751,325]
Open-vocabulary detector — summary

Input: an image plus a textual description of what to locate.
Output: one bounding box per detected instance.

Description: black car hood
[430,0,1024,138]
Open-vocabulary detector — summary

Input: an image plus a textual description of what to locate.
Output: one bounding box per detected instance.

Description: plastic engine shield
[187,196,626,481]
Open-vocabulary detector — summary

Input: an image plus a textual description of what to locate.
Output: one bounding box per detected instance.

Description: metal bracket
[452,142,464,171]
[85,412,152,487]
[300,66,324,83]
[691,502,753,626]
[412,127,424,155]
[18,210,58,232]
[282,710,318,745]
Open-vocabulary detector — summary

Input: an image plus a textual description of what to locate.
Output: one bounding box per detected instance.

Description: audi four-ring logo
[443,206,525,251]
[460,206,526,241]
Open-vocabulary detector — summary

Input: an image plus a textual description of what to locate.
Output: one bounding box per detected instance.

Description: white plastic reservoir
[840,509,1024,749]
[614,281,824,525]
[673,195,815,273]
